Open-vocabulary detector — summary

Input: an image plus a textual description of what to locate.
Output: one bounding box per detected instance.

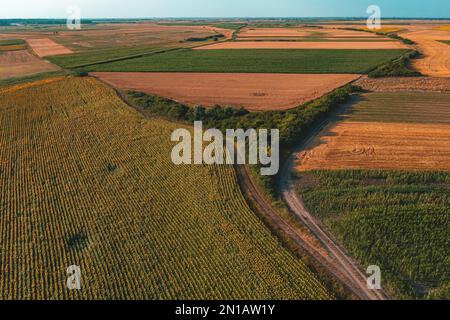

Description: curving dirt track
[278,119,389,301]
[236,163,388,300]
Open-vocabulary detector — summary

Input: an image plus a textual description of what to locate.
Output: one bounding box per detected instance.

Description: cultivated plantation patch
[0,76,331,300]
[196,41,408,50]
[92,72,360,111]
[297,170,450,299]
[83,49,408,74]
[0,50,59,79]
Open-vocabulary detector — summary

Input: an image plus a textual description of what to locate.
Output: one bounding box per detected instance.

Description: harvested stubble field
[297,170,450,299]
[0,76,332,300]
[237,27,382,39]
[92,72,360,111]
[402,27,450,77]
[0,50,60,79]
[297,92,450,172]
[298,122,450,171]
[82,49,408,74]
[196,41,408,50]
[26,38,73,57]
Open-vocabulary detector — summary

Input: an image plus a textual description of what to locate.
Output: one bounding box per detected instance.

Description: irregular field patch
[297,170,450,299]
[196,41,407,50]
[237,27,381,39]
[403,28,450,77]
[92,72,360,111]
[82,49,408,74]
[0,76,332,300]
[297,121,450,171]
[0,50,59,79]
[50,23,232,52]
[344,92,450,124]
[26,38,73,57]
[356,77,450,93]
[297,91,450,172]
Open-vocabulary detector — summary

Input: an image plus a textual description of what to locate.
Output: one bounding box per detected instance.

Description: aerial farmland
[0,0,449,307]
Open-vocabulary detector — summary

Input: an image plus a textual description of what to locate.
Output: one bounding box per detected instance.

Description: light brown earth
[296,121,450,171]
[26,38,73,57]
[0,50,59,79]
[195,41,408,50]
[91,72,360,111]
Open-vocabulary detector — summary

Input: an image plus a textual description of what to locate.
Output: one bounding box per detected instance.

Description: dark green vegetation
[441,40,450,46]
[185,34,225,42]
[81,49,408,74]
[126,84,362,197]
[346,92,450,124]
[368,50,421,77]
[0,39,26,46]
[297,170,450,299]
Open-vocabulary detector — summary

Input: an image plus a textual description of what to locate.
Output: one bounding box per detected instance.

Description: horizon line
[2,16,450,20]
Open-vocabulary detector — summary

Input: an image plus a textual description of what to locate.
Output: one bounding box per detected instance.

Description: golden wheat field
[0,76,332,300]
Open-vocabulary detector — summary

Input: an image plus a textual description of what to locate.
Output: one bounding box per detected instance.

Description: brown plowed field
[297,121,450,171]
[27,38,73,57]
[195,41,407,50]
[0,50,59,79]
[91,72,360,111]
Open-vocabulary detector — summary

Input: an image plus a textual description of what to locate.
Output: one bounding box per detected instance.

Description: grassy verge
[80,49,409,74]
[296,170,450,300]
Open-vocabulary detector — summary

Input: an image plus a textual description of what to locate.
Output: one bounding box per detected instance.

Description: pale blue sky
[1,0,449,19]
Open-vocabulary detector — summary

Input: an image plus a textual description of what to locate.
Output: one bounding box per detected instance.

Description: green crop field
[80,48,408,73]
[345,92,450,124]
[296,170,450,300]
[0,76,332,300]
[0,39,26,46]
[47,46,179,69]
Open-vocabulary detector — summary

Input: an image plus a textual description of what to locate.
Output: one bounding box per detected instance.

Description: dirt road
[235,164,386,300]
[278,118,389,301]
[234,110,390,299]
